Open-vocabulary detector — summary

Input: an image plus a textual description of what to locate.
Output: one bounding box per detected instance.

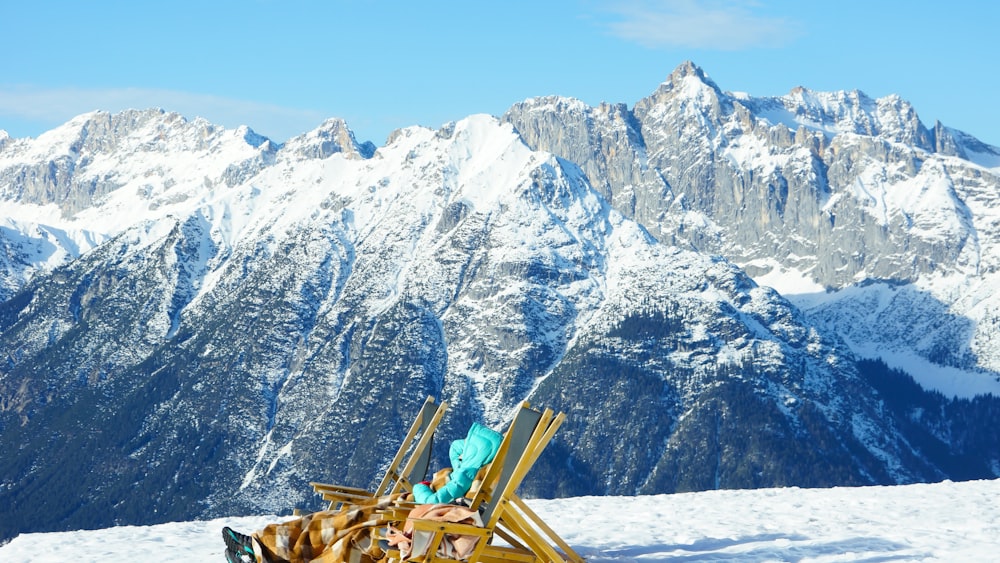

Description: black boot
[222,527,256,563]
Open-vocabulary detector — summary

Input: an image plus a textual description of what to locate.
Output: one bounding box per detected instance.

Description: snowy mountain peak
[0,108,270,169]
[234,124,272,149]
[934,122,1000,169]
[343,113,553,219]
[666,60,717,86]
[656,60,723,98]
[282,117,373,161]
[749,87,933,148]
[513,96,591,116]
[0,107,284,285]
[634,61,729,124]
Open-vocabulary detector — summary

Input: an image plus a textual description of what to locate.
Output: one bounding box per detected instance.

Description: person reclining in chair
[222,422,503,563]
[411,421,502,504]
[385,422,502,561]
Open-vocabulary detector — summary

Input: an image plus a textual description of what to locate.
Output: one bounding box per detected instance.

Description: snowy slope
[2,479,998,562]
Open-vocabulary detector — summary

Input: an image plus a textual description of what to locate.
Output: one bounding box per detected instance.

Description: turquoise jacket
[412,422,503,504]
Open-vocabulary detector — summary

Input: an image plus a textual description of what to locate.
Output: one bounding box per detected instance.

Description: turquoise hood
[412,422,503,504]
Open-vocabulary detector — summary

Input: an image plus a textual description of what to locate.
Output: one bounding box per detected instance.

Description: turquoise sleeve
[411,482,435,503]
[411,466,476,504]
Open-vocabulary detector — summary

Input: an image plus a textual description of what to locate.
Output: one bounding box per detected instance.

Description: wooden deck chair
[478,408,582,563]
[377,402,583,563]
[310,395,448,509]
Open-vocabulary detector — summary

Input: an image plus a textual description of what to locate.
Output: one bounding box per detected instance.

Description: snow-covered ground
[3,479,997,562]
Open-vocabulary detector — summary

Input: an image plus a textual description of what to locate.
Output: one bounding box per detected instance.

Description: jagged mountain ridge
[502,61,1000,393]
[0,64,998,541]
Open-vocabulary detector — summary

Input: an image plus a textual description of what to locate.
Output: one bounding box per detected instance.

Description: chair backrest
[468,403,555,524]
[376,396,448,496]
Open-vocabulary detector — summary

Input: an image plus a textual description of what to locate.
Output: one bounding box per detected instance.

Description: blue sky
[2,1,998,147]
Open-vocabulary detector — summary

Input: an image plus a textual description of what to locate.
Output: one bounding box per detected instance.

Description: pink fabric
[386,503,484,561]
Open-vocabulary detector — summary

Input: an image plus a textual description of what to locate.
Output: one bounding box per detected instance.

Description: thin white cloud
[603,0,801,50]
[0,86,331,142]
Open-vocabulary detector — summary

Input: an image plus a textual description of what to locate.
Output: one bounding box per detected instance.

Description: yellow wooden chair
[377,402,583,563]
[310,395,448,510]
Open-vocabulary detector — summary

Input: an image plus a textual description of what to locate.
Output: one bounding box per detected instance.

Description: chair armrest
[408,519,492,539]
[320,490,380,506]
[310,482,371,495]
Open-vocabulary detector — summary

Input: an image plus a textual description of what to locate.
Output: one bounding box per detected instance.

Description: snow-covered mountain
[1,63,999,542]
[502,61,1000,396]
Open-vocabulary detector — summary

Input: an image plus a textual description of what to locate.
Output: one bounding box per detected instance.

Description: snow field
[2,479,998,562]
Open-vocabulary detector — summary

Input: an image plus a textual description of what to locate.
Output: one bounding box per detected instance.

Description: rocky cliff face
[507,63,974,285]
[502,61,1000,381]
[1,64,999,542]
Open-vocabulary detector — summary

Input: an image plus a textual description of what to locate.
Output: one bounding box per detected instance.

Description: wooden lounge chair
[377,402,583,563]
[310,395,448,510]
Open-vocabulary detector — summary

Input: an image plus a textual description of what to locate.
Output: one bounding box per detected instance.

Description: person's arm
[411,466,476,504]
